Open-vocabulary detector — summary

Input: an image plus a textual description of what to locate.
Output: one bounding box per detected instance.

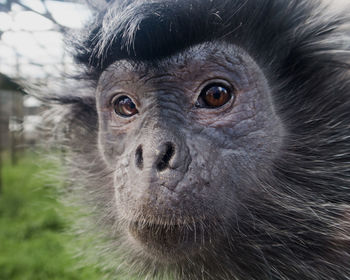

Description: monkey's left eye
[196,84,233,108]
[113,96,138,117]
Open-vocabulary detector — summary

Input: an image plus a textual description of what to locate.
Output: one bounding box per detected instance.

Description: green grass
[0,152,104,280]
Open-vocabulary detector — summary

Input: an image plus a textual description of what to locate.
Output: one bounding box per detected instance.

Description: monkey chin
[128,220,210,263]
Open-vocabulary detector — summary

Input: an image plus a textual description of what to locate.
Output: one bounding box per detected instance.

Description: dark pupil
[211,87,224,99]
[121,98,135,110]
[129,102,135,109]
[115,96,137,117]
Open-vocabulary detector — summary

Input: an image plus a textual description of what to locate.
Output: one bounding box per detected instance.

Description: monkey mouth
[128,220,209,261]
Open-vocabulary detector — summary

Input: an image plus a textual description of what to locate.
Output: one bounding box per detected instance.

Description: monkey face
[95,42,284,260]
[52,0,350,277]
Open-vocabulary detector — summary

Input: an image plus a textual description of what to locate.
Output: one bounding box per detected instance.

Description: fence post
[0,129,2,194]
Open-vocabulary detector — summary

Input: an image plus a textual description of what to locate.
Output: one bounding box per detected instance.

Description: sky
[0,0,91,80]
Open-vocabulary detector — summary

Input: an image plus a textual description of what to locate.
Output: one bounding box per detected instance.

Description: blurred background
[0,0,347,279]
[0,1,107,279]
[0,0,90,161]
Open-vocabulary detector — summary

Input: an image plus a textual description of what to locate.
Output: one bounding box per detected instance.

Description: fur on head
[47,0,350,279]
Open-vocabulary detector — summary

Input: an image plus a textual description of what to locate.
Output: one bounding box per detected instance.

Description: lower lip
[128,221,206,259]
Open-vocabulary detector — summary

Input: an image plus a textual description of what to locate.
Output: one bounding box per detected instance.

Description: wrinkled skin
[96,43,283,260]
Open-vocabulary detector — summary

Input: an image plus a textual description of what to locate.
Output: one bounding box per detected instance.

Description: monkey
[47,0,350,279]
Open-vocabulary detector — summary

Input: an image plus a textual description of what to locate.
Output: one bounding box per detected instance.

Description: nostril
[156,142,175,172]
[135,145,143,170]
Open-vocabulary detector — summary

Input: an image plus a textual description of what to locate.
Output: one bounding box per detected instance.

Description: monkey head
[96,43,283,260]
[53,0,350,279]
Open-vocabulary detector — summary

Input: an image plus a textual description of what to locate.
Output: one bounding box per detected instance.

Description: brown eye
[113,96,138,117]
[196,84,233,108]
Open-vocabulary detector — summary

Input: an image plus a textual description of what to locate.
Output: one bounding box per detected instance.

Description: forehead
[98,42,244,83]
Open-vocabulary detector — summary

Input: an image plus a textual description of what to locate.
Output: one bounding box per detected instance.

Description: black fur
[48,0,350,279]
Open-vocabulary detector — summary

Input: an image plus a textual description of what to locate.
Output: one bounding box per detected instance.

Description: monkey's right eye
[196,83,233,109]
[113,96,138,117]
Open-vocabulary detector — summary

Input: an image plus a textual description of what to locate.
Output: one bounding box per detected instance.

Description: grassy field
[0,152,104,280]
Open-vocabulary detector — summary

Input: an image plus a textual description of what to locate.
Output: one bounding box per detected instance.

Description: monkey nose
[135,144,144,170]
[155,142,175,172]
[134,141,176,172]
